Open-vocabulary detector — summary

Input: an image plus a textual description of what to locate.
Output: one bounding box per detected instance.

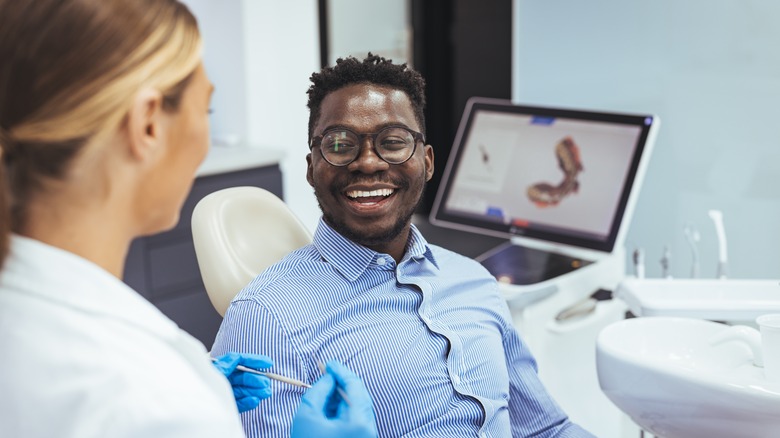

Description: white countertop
[196,146,286,177]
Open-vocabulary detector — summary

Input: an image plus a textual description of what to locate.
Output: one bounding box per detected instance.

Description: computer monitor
[430,97,659,285]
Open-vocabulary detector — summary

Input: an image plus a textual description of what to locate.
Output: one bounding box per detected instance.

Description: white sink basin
[615,278,780,322]
[597,316,780,438]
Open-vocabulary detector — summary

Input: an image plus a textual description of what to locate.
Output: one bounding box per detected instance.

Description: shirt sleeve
[211,299,311,438]
[501,311,596,437]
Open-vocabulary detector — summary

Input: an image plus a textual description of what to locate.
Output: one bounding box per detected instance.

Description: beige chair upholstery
[191,186,312,316]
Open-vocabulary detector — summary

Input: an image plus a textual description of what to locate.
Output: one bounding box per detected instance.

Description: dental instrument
[683,222,700,278]
[632,247,645,279]
[317,359,351,406]
[708,209,728,279]
[660,245,672,279]
[555,296,597,321]
[210,357,312,388]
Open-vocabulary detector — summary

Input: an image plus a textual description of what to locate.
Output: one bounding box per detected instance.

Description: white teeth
[346,188,394,198]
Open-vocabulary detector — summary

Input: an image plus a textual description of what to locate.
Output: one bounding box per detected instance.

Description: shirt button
[376,257,386,266]
[479,432,487,438]
[451,374,461,385]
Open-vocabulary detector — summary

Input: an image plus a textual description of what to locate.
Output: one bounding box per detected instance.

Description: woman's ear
[125,88,164,161]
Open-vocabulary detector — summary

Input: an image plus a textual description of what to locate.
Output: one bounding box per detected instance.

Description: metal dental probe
[317,359,351,406]
[210,357,312,388]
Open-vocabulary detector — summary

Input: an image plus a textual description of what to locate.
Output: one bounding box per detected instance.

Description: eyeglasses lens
[320,127,415,165]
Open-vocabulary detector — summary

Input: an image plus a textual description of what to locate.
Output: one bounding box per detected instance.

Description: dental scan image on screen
[443,110,644,243]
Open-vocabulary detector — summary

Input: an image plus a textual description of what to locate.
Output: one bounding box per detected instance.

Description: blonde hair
[0,0,202,266]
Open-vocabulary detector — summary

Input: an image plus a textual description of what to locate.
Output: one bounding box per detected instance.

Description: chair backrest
[191,186,312,316]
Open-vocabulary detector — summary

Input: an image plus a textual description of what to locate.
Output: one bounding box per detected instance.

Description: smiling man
[211,54,594,438]
[307,82,431,263]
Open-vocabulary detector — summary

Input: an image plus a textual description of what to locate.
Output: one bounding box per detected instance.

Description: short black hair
[306,52,427,142]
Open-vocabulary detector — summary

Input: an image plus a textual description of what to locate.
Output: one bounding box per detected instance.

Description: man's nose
[347,138,390,173]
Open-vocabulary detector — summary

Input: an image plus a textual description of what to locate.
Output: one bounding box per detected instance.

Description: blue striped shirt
[211,219,593,438]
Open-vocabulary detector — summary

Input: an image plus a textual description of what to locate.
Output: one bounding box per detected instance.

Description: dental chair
[191,186,312,316]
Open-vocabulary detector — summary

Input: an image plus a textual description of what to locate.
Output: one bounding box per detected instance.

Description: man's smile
[345,188,395,204]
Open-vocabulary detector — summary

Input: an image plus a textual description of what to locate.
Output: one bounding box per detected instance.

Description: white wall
[182,0,322,232]
[513,0,780,279]
[242,1,321,232]
[180,0,248,145]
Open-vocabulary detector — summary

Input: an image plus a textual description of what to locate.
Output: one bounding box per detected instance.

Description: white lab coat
[0,235,246,438]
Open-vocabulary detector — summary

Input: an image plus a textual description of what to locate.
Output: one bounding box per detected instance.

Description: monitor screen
[430,98,659,254]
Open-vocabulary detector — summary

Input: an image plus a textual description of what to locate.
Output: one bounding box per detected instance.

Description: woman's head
[0,0,204,266]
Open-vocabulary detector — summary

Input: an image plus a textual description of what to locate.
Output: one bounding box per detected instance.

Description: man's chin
[325,216,410,248]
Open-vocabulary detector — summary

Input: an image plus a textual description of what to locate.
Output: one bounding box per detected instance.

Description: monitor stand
[477,241,595,286]
[477,241,625,309]
[410,214,625,308]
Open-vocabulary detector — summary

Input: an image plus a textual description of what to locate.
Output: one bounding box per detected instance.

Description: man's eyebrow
[318,122,413,134]
[317,124,352,133]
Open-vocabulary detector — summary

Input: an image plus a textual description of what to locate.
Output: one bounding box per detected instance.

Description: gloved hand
[212,352,274,413]
[290,360,378,438]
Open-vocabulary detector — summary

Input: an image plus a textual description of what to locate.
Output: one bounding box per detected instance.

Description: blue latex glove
[290,360,378,438]
[212,352,273,413]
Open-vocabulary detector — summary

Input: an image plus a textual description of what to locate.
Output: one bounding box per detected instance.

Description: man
[211,53,594,437]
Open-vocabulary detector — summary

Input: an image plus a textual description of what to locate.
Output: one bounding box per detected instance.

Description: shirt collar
[312,218,439,281]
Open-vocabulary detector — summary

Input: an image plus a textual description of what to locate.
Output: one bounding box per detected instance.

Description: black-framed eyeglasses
[309,125,425,166]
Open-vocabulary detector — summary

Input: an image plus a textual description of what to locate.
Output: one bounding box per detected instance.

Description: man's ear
[424,144,434,182]
[306,152,315,187]
[125,88,165,161]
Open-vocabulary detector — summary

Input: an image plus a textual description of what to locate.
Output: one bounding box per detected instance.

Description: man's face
[307,83,434,253]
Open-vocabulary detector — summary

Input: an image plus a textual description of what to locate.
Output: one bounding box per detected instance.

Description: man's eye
[380,138,408,150]
[326,141,357,153]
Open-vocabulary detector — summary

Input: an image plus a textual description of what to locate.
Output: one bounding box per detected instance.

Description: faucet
[708,209,728,279]
[683,222,700,278]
